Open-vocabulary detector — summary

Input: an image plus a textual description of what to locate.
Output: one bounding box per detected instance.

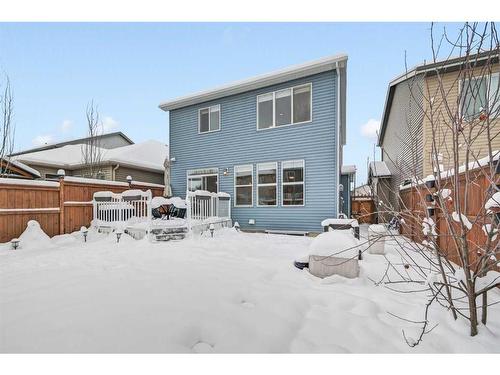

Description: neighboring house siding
[72,165,114,180]
[381,75,424,210]
[169,71,339,232]
[422,63,500,176]
[114,166,164,184]
[26,164,61,179]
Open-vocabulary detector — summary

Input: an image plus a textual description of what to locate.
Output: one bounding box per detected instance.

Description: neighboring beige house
[11,132,168,185]
[374,51,499,213]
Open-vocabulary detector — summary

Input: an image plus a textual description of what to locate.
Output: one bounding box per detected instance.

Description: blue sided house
[159,55,349,233]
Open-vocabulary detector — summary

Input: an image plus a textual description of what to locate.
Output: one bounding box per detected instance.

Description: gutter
[159,54,348,111]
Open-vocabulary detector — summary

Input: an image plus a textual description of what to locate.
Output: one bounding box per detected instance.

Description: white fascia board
[159,54,348,111]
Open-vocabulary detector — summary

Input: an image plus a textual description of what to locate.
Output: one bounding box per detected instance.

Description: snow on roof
[10,131,134,157]
[13,140,168,172]
[341,165,356,175]
[2,158,41,178]
[369,161,391,178]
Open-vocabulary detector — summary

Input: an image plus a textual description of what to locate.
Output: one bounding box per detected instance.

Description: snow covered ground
[0,224,499,353]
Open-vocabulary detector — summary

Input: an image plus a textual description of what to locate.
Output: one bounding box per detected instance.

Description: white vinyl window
[199,105,221,133]
[460,73,499,121]
[257,83,312,130]
[234,165,253,207]
[187,168,218,193]
[257,162,277,206]
[282,160,305,206]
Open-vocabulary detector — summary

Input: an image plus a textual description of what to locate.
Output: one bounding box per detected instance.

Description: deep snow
[0,225,499,353]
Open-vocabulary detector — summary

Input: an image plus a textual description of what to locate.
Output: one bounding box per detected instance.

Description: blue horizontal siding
[169,70,339,232]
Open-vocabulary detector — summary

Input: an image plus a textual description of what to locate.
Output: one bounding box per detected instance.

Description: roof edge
[159,54,348,111]
[378,50,499,146]
[10,131,134,157]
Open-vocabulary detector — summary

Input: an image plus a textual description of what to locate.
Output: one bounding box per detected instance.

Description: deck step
[150,227,188,235]
[153,233,186,241]
[265,229,309,236]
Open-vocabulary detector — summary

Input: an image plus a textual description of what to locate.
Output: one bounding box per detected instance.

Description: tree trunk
[467,283,478,336]
[481,292,487,325]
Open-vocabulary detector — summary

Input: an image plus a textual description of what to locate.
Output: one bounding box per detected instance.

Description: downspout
[112,164,120,181]
[335,62,341,218]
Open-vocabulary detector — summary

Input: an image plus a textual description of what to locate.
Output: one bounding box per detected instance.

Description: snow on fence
[398,163,499,267]
[93,190,152,225]
[0,176,164,243]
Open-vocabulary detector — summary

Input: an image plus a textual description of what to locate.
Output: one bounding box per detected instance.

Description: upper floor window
[199,105,220,133]
[257,83,312,130]
[460,73,499,121]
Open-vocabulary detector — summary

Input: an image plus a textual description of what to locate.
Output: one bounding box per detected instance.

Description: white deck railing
[92,190,152,224]
[92,189,231,234]
[186,190,231,222]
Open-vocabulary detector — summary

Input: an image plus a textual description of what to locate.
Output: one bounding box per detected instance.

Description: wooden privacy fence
[398,165,499,267]
[351,198,375,224]
[0,176,165,243]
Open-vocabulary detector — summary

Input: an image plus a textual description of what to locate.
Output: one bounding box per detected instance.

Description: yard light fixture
[234,221,240,232]
[223,168,229,176]
[57,169,65,179]
[116,230,123,243]
[11,238,20,250]
[126,175,132,187]
[209,223,215,237]
[80,226,88,242]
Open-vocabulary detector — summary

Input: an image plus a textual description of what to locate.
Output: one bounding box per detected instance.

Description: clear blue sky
[0,22,463,184]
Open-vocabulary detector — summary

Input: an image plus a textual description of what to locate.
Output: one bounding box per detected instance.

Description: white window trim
[281,159,305,207]
[458,72,500,120]
[198,104,221,134]
[186,168,219,193]
[256,162,278,207]
[234,164,253,207]
[256,83,313,131]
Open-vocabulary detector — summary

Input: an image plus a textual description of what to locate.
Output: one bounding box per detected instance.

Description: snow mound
[308,231,361,258]
[121,189,148,198]
[151,196,188,209]
[321,218,359,227]
[18,220,52,250]
[151,196,170,209]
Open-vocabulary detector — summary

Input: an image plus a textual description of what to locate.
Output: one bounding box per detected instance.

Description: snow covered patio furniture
[367,224,388,254]
[321,218,360,239]
[295,231,362,279]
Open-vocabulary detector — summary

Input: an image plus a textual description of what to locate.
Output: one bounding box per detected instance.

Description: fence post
[58,172,65,235]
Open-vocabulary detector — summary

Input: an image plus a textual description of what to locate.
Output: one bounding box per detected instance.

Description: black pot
[425,194,434,202]
[427,207,436,216]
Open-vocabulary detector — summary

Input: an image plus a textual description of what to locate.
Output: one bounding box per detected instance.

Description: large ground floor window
[282,160,305,206]
[257,162,277,206]
[187,168,218,193]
